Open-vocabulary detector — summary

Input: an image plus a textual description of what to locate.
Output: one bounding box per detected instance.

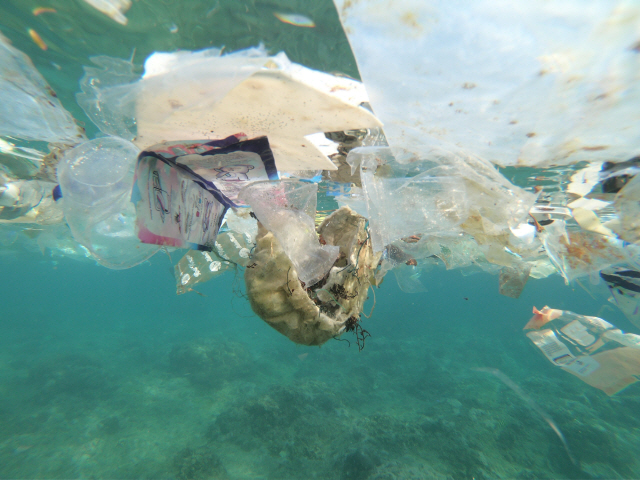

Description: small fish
[28,28,48,50]
[274,12,315,28]
[205,0,220,18]
[298,353,309,361]
[13,445,33,455]
[33,7,57,15]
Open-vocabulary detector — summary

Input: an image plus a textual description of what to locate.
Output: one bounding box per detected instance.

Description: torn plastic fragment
[571,207,615,237]
[0,33,84,145]
[57,137,159,269]
[601,267,640,329]
[175,249,232,295]
[239,180,339,287]
[214,230,253,267]
[499,263,532,299]
[525,306,640,395]
[612,174,640,245]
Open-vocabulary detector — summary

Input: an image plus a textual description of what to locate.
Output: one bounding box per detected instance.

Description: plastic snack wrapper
[524,306,640,395]
[131,135,277,250]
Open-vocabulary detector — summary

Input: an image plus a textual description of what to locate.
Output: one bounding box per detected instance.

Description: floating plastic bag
[57,137,159,269]
[245,206,380,346]
[78,45,381,171]
[352,146,469,252]
[334,0,640,168]
[239,180,339,287]
[350,146,535,253]
[78,46,266,142]
[0,33,84,145]
[524,306,640,395]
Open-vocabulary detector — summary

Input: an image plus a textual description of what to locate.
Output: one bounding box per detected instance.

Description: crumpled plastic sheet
[238,180,339,287]
[0,33,84,145]
[78,44,380,171]
[542,220,631,284]
[350,146,536,254]
[353,146,469,252]
[499,263,532,299]
[334,0,640,168]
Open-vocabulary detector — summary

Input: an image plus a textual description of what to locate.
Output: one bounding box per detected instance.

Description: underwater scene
[1,1,640,479]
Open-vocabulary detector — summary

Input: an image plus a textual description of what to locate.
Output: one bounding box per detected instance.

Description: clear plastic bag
[334,0,640,168]
[0,33,83,145]
[239,180,339,287]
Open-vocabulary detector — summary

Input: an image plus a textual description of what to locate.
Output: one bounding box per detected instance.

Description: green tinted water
[2,1,640,479]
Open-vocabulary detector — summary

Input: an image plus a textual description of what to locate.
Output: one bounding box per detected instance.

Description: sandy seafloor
[1,249,640,480]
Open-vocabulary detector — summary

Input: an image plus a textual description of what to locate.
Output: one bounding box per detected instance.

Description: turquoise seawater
[2,1,640,479]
